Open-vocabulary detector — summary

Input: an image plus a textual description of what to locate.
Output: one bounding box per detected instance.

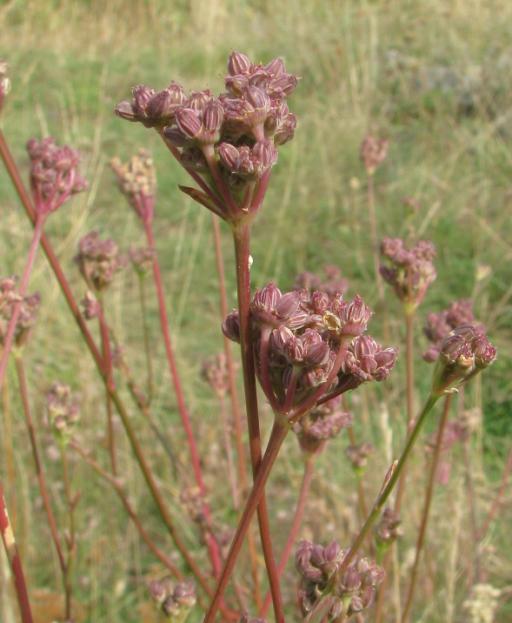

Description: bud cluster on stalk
[26,137,87,215]
[0,60,10,113]
[0,276,40,347]
[75,231,125,292]
[148,577,196,621]
[46,382,80,443]
[345,442,374,472]
[115,51,298,221]
[111,149,156,223]
[431,324,496,396]
[128,245,155,277]
[223,283,397,417]
[293,396,352,454]
[375,507,402,549]
[423,298,482,362]
[360,134,389,175]
[201,352,229,398]
[379,237,437,313]
[295,540,384,619]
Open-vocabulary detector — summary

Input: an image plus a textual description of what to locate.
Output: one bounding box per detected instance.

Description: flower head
[26,137,87,215]
[129,245,155,277]
[293,396,352,454]
[75,231,125,292]
[148,577,196,619]
[432,324,496,395]
[46,382,79,443]
[360,134,389,175]
[296,540,384,618]
[294,265,348,297]
[111,149,156,223]
[380,237,436,312]
[0,276,40,347]
[201,353,229,398]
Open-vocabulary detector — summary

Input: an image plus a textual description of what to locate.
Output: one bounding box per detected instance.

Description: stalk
[260,454,315,617]
[401,394,452,623]
[14,354,66,576]
[60,444,76,621]
[305,394,440,623]
[0,481,34,623]
[0,131,216,601]
[144,218,222,579]
[1,378,17,530]
[97,299,117,475]
[0,213,45,391]
[232,221,284,622]
[204,421,289,623]
[137,274,154,403]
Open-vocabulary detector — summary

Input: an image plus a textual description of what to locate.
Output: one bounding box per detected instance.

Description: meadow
[0,1,511,622]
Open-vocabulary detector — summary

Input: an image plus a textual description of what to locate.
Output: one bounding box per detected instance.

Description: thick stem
[0,482,34,623]
[14,355,66,575]
[232,222,284,622]
[0,131,215,600]
[98,300,117,475]
[138,275,154,403]
[401,395,452,623]
[306,394,440,623]
[144,218,222,579]
[204,422,288,623]
[261,454,315,617]
[0,214,45,391]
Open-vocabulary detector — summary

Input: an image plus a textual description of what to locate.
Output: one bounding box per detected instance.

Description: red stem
[0,481,34,623]
[232,221,285,622]
[143,218,222,579]
[204,421,288,623]
[0,130,216,601]
[0,213,44,390]
[261,454,315,617]
[98,302,117,475]
[401,394,452,623]
[14,355,66,575]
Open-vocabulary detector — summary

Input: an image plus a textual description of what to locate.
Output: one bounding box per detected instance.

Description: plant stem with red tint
[401,394,452,623]
[0,481,34,623]
[98,300,117,475]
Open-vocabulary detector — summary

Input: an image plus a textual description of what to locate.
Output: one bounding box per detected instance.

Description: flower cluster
[46,382,80,442]
[201,353,229,398]
[293,395,352,454]
[423,299,482,362]
[80,291,101,320]
[380,237,437,312]
[375,507,402,548]
[26,137,87,215]
[432,325,496,396]
[360,134,389,175]
[75,231,125,292]
[223,284,396,417]
[111,149,156,223]
[296,540,384,618]
[148,577,196,620]
[294,265,349,297]
[115,51,297,221]
[129,245,155,277]
[0,276,40,347]
[0,60,10,112]
[345,442,374,472]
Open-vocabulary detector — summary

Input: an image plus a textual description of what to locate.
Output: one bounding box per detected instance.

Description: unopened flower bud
[227,51,253,76]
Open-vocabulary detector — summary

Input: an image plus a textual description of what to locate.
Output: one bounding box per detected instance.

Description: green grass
[0,1,511,621]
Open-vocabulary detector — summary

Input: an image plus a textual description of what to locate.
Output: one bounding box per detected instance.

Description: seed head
[360,134,389,175]
[75,231,125,292]
[0,276,40,347]
[46,382,79,443]
[111,149,156,223]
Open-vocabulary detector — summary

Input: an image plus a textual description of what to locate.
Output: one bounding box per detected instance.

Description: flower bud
[175,108,202,139]
[227,51,253,76]
[222,310,240,342]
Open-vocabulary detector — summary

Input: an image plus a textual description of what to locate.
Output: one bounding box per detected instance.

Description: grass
[0,0,511,621]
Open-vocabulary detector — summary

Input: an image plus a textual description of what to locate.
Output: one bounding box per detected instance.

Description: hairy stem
[232,221,284,622]
[0,482,34,623]
[261,454,315,617]
[401,394,452,623]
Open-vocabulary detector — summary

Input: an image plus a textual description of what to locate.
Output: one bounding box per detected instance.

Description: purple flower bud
[227,51,253,76]
[203,99,224,133]
[360,134,389,174]
[246,86,271,112]
[175,108,202,139]
[218,142,240,170]
[131,84,155,118]
[222,310,240,343]
[146,82,186,122]
[187,89,212,111]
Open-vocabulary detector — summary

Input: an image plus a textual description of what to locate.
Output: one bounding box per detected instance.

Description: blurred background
[0,1,511,621]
